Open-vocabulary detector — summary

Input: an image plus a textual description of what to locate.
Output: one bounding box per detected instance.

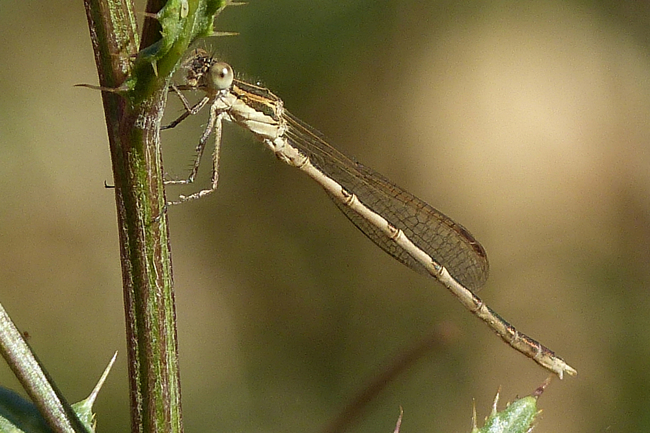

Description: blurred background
[1,0,649,431]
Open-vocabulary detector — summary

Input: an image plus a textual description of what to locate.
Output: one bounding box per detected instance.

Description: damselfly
[163,48,576,379]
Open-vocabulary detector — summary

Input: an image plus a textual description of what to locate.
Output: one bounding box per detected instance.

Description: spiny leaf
[472,394,538,433]
[0,353,117,433]
[134,0,230,88]
[471,379,551,433]
[71,352,118,431]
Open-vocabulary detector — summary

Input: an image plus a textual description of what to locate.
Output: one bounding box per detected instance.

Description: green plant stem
[83,0,229,431]
[0,302,91,433]
[83,1,181,432]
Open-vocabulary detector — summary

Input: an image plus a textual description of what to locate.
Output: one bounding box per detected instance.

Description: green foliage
[0,354,116,433]
[0,387,50,433]
[130,0,230,102]
[472,392,540,433]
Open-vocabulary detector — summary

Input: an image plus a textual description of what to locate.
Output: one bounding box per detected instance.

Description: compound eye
[210,62,234,90]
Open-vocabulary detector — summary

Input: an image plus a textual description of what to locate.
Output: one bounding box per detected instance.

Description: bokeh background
[1,1,649,432]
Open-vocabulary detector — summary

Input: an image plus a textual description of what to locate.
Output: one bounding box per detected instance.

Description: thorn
[532,376,553,399]
[140,11,159,19]
[75,83,129,94]
[393,407,404,433]
[471,399,477,431]
[180,0,189,18]
[491,386,501,416]
[212,31,240,37]
[86,352,118,407]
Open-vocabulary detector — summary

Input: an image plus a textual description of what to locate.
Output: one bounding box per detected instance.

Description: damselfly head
[181,48,234,92]
[181,48,217,88]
